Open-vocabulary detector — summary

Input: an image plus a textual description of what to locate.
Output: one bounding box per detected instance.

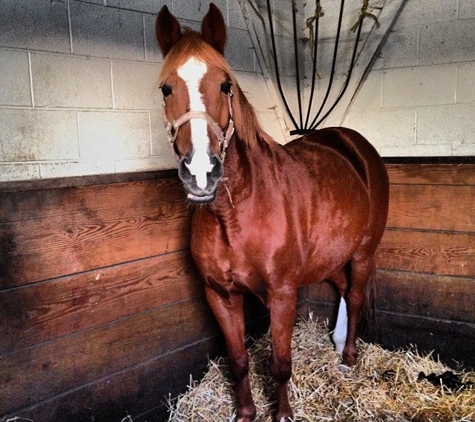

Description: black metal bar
[266,0,373,135]
[311,16,364,129]
[289,128,314,135]
[291,0,304,129]
[303,1,322,130]
[307,0,346,130]
[266,0,299,130]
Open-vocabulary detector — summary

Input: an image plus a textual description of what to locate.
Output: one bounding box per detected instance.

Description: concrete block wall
[2,0,472,183]
[0,0,285,182]
[346,0,475,157]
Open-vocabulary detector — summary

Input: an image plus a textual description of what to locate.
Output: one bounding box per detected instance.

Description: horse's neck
[215,132,279,210]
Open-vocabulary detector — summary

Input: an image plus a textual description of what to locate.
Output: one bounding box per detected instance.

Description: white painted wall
[346,0,475,157]
[0,0,285,182]
[1,0,473,183]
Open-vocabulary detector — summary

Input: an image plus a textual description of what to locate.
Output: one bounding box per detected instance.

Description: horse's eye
[161,84,172,97]
[220,80,232,94]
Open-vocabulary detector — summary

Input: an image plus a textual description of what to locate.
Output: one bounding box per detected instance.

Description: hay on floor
[167,318,475,422]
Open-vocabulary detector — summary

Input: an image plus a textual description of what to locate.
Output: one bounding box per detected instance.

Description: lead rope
[351,0,381,32]
[220,88,234,160]
[222,179,235,209]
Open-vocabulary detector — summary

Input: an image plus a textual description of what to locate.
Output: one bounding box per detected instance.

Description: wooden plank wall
[0,172,219,422]
[2,163,473,421]
[0,172,201,421]
[309,163,475,369]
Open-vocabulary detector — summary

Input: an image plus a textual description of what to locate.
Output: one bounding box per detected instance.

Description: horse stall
[1,1,474,421]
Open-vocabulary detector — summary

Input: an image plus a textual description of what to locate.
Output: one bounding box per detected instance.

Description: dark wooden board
[0,178,185,224]
[2,337,224,422]
[0,199,191,288]
[387,184,475,232]
[0,296,219,415]
[386,163,475,186]
[308,280,339,303]
[0,251,202,354]
[377,229,475,277]
[373,310,475,370]
[0,170,178,194]
[375,269,475,323]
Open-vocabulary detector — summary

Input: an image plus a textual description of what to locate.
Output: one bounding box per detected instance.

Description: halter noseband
[164,89,235,161]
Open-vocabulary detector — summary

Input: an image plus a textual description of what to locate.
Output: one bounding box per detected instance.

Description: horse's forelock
[158,30,229,86]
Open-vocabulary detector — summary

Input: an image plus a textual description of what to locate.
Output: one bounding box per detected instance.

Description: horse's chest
[191,221,268,291]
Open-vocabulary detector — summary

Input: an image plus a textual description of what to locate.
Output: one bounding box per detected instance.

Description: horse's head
[156,4,235,203]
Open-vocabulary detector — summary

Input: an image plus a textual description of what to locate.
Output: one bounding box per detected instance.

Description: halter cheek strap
[164,90,235,161]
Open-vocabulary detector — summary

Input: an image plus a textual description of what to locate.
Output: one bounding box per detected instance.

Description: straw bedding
[167,318,475,422]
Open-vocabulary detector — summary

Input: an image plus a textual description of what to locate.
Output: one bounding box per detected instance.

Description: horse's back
[286,126,389,249]
[287,127,382,184]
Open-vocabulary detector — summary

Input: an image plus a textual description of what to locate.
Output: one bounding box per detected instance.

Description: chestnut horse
[156,4,389,421]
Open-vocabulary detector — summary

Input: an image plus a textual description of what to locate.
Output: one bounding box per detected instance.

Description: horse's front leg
[204,286,256,422]
[268,287,297,422]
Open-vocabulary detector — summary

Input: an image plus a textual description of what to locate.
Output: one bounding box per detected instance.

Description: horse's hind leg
[343,254,375,366]
[204,286,256,422]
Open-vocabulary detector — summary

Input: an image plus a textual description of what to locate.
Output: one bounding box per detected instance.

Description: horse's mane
[158,30,271,148]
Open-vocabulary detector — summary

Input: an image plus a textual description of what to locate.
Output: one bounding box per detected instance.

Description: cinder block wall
[0,0,286,182]
[346,0,475,157]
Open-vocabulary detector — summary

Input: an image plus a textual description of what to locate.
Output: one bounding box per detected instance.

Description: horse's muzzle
[178,152,223,203]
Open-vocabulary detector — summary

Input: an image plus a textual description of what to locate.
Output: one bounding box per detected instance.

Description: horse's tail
[360,265,377,341]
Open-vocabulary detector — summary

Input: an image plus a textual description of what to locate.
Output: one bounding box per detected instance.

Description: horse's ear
[201,3,227,55]
[156,5,182,57]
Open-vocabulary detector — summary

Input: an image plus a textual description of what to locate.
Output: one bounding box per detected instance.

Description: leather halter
[164,89,235,161]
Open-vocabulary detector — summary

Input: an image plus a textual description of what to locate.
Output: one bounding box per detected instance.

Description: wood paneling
[0,251,202,354]
[386,163,475,185]
[3,164,474,421]
[0,176,181,223]
[1,296,218,415]
[374,311,475,370]
[378,229,475,277]
[387,184,475,231]
[375,269,475,323]
[4,337,224,422]
[0,179,191,288]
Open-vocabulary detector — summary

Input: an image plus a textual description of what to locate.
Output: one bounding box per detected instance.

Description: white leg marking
[333,297,348,354]
[177,57,213,189]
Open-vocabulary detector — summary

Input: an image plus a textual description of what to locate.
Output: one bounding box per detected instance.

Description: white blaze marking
[177,57,213,190]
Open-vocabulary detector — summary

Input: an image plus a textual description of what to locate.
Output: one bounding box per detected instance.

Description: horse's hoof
[337,363,353,374]
[342,350,357,367]
[237,405,256,422]
[237,415,255,422]
[274,415,293,422]
[274,409,293,422]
